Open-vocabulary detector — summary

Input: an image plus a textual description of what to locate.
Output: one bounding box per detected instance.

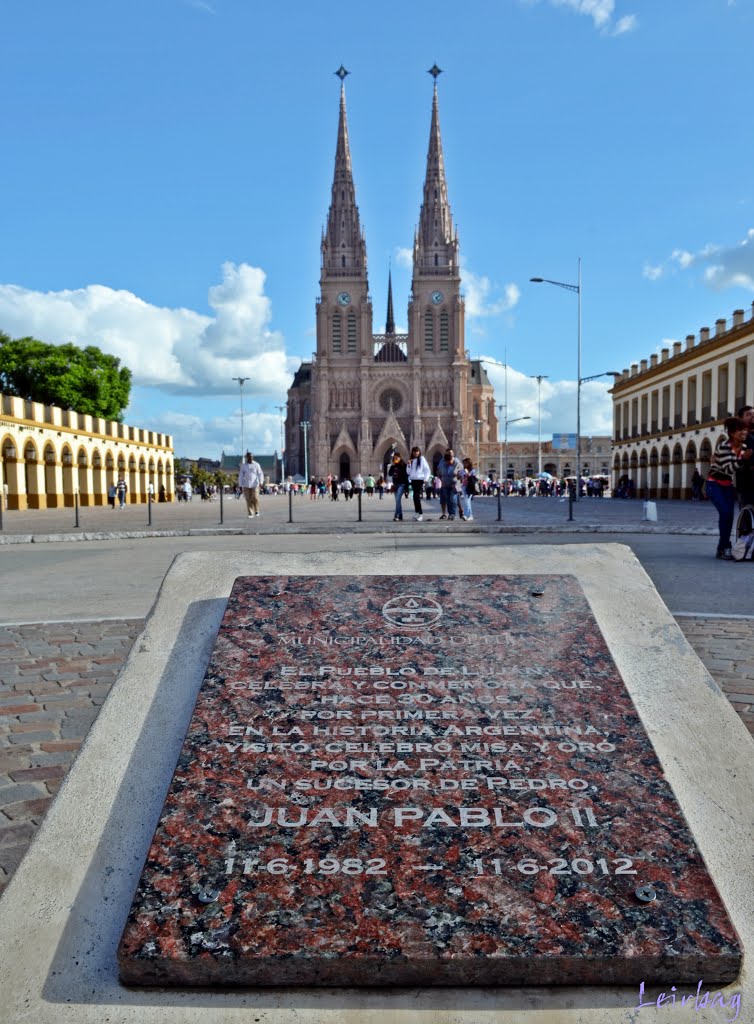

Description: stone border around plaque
[117,574,741,988]
[0,546,750,1024]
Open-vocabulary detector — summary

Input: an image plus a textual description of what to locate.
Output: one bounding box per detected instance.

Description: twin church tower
[285,67,497,480]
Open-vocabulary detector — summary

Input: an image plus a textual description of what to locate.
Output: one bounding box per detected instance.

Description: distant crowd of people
[106,407,754,558]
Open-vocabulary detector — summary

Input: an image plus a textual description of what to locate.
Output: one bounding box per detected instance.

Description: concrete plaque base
[118,575,740,987]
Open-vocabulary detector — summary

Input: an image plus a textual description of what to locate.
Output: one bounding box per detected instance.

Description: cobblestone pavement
[0,620,143,896]
[0,614,751,897]
[0,493,720,541]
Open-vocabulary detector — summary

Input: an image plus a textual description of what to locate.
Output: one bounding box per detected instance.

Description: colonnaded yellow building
[0,393,174,510]
[611,303,754,499]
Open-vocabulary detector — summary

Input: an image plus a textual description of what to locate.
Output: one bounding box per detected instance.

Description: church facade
[285,70,497,481]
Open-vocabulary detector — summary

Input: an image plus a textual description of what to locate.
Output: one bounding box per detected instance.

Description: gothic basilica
[285,69,497,481]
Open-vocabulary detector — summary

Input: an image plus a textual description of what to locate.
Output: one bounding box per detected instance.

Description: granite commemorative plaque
[118,576,741,987]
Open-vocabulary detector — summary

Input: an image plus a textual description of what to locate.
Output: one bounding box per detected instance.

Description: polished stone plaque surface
[118,576,741,986]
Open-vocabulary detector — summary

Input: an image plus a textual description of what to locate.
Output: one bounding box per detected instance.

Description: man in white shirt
[238,452,264,517]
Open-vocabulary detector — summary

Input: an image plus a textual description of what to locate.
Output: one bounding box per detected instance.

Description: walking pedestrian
[116,476,128,508]
[388,453,409,521]
[436,449,464,521]
[706,417,753,559]
[460,457,478,521]
[238,452,264,518]
[407,446,431,521]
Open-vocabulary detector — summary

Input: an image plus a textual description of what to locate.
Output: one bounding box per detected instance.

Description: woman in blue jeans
[706,417,752,559]
[388,453,409,521]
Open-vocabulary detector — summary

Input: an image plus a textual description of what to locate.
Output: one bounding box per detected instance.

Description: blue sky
[2,0,753,458]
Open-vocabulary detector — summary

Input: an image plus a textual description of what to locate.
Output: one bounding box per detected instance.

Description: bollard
[288,487,293,523]
[74,491,80,529]
[219,485,224,525]
[568,486,574,522]
[148,491,152,527]
[496,486,502,522]
[358,490,362,522]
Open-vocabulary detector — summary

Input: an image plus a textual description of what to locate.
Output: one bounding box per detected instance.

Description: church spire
[321,67,368,281]
[414,65,458,278]
[385,267,395,335]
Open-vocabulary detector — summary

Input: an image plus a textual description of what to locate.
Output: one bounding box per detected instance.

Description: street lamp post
[497,403,504,485]
[474,419,482,468]
[529,374,549,475]
[276,404,286,483]
[475,354,509,483]
[530,260,581,498]
[300,420,311,483]
[504,416,531,489]
[578,371,621,487]
[232,377,250,456]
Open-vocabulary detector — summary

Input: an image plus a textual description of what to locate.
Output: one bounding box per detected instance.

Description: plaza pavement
[0,491,721,541]
[1,495,752,898]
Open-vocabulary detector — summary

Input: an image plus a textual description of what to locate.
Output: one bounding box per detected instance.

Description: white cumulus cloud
[185,0,216,13]
[394,247,413,269]
[476,358,613,437]
[612,14,637,34]
[0,262,300,398]
[523,0,637,35]
[143,408,281,460]
[463,268,520,318]
[644,230,754,291]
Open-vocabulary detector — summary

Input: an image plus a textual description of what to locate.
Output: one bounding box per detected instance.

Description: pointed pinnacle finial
[385,265,395,335]
[335,65,350,83]
[427,63,443,81]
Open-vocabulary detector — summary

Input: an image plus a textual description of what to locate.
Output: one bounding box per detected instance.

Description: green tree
[0,332,132,421]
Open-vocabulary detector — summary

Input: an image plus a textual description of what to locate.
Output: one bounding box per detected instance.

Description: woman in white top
[407,446,431,521]
[460,457,477,521]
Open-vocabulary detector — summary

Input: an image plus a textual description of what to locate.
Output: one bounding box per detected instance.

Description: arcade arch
[699,439,712,480]
[671,444,683,499]
[92,449,104,504]
[77,447,91,505]
[128,455,137,502]
[659,445,671,498]
[61,445,75,507]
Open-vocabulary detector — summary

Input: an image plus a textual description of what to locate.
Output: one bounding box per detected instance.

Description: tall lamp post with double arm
[276,404,286,483]
[497,403,505,485]
[504,416,531,488]
[300,420,311,484]
[529,374,549,475]
[530,261,582,498]
[232,377,250,456]
[578,371,621,487]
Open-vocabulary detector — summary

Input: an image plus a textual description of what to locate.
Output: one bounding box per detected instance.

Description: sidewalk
[1,613,751,898]
[0,494,718,542]
[0,620,143,895]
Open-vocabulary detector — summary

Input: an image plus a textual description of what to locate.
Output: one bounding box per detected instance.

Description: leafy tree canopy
[0,332,132,422]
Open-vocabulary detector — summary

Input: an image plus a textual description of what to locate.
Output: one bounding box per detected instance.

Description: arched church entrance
[339,454,351,481]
